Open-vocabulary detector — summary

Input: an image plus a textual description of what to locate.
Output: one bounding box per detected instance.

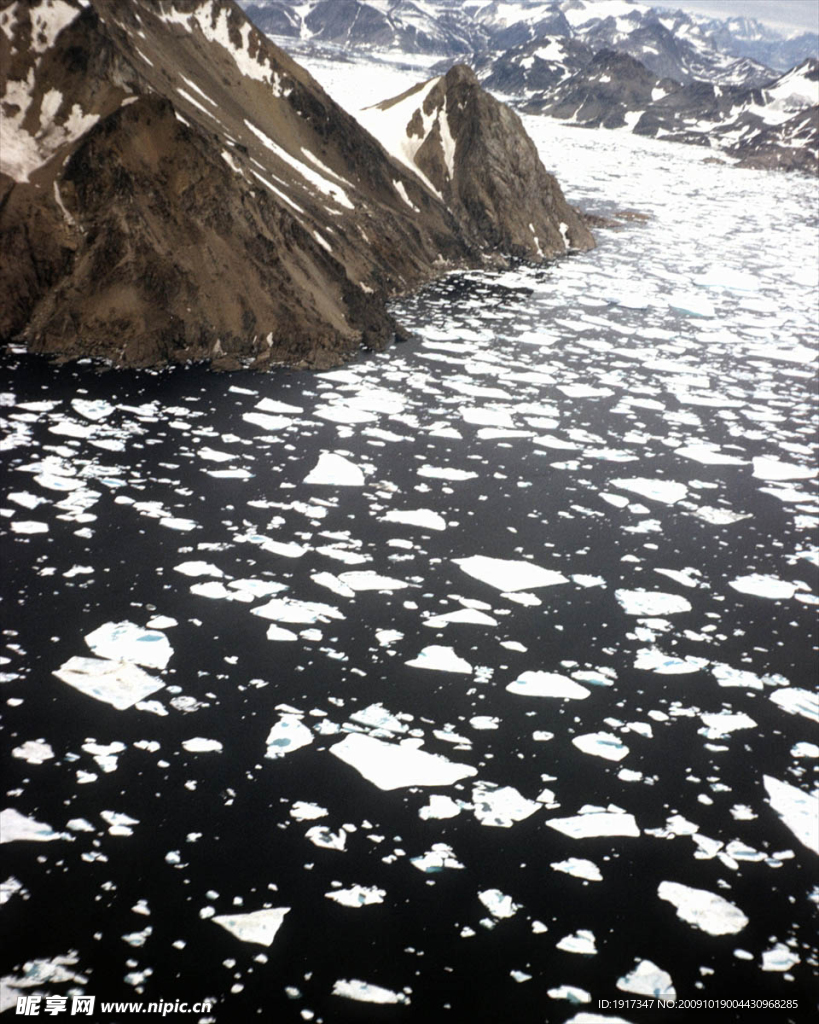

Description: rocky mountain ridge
[0,0,592,370]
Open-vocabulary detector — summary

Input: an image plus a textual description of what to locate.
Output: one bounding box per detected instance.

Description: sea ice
[53,657,165,710]
[556,929,597,954]
[454,555,568,592]
[424,608,498,627]
[478,889,519,919]
[265,715,314,759]
[0,808,66,844]
[382,509,447,531]
[572,733,630,762]
[769,688,819,722]
[728,575,796,600]
[332,980,409,1004]
[325,885,385,907]
[610,478,687,504]
[616,591,692,615]
[506,671,590,700]
[760,943,801,972]
[212,908,289,946]
[330,733,477,790]
[304,453,365,486]
[763,776,819,855]
[550,858,602,882]
[405,646,472,674]
[84,621,172,670]
[182,738,223,753]
[699,712,756,739]
[546,809,640,839]
[11,740,54,765]
[752,457,816,482]
[617,959,676,999]
[411,843,464,872]
[337,571,408,591]
[657,882,748,935]
[471,782,540,828]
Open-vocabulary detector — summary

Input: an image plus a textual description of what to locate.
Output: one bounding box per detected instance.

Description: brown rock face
[363,64,595,259]
[0,0,592,370]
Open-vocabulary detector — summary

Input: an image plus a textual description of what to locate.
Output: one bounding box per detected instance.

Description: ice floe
[265,715,314,759]
[325,885,385,907]
[572,732,630,762]
[453,555,568,592]
[382,509,447,531]
[53,657,164,710]
[332,980,409,1004]
[330,733,477,790]
[728,575,797,600]
[546,807,640,839]
[506,671,590,700]
[616,591,692,616]
[478,889,520,919]
[551,858,602,882]
[411,843,464,872]
[212,908,290,946]
[304,453,365,486]
[657,882,748,935]
[769,688,819,722]
[0,808,67,844]
[405,645,472,674]
[84,621,172,670]
[557,929,597,954]
[617,959,676,999]
[472,782,540,828]
[763,776,819,855]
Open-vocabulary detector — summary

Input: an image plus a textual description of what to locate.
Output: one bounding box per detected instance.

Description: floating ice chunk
[546,809,640,839]
[454,555,568,592]
[694,267,759,292]
[53,657,164,710]
[699,712,756,739]
[72,398,114,421]
[382,509,446,531]
[406,646,472,674]
[182,738,223,753]
[692,505,751,525]
[572,733,629,762]
[349,703,408,735]
[728,575,796,600]
[11,520,49,534]
[315,404,376,424]
[668,293,715,318]
[616,591,692,616]
[711,663,774,690]
[557,929,597,954]
[0,877,25,905]
[654,567,702,588]
[338,571,408,592]
[212,908,289,946]
[252,598,345,624]
[556,384,614,399]
[424,608,498,627]
[611,478,687,504]
[85,621,172,670]
[11,740,54,765]
[617,959,676,999]
[332,980,409,1005]
[763,776,819,855]
[551,858,602,882]
[290,802,328,821]
[657,882,748,935]
[174,561,225,578]
[305,825,347,851]
[418,795,462,820]
[265,715,313,759]
[411,843,464,872]
[255,398,302,414]
[469,716,499,730]
[101,809,139,836]
[330,733,476,791]
[266,625,299,642]
[770,688,818,722]
[792,741,819,758]
[548,985,591,1003]
[190,581,237,600]
[572,574,606,588]
[472,782,540,828]
[325,885,385,907]
[761,943,800,972]
[675,445,746,466]
[752,457,816,482]
[417,466,478,481]
[478,889,519,919]
[242,412,291,431]
[0,808,66,844]
[304,453,364,486]
[506,671,590,700]
[634,649,706,674]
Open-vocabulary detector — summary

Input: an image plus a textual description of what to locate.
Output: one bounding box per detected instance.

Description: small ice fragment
[304,453,364,487]
[265,715,314,759]
[325,885,385,907]
[617,959,676,999]
[616,591,692,616]
[212,908,289,946]
[478,889,519,919]
[332,980,409,1005]
[330,733,476,790]
[85,621,172,670]
[550,858,602,882]
[405,646,472,674]
[556,929,597,954]
[454,555,568,592]
[411,843,464,872]
[53,657,164,710]
[763,776,819,854]
[382,509,446,531]
[506,671,590,700]
[472,782,540,828]
[182,738,223,753]
[657,881,748,935]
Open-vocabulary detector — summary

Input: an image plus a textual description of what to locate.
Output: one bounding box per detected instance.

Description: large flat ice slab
[506,671,590,700]
[304,453,365,486]
[330,733,476,790]
[0,808,67,844]
[657,882,748,935]
[212,908,289,946]
[454,555,569,592]
[763,776,819,855]
[616,590,692,616]
[610,478,687,504]
[53,656,165,710]
[84,621,172,670]
[546,808,640,839]
[405,645,472,674]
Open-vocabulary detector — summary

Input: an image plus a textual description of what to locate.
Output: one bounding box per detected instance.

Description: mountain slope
[359,65,593,256]
[0,0,592,370]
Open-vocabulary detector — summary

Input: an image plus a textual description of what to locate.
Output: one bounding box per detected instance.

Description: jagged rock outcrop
[360,65,594,259]
[0,0,592,370]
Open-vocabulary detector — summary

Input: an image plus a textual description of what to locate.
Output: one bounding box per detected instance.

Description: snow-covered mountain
[524,53,819,174]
